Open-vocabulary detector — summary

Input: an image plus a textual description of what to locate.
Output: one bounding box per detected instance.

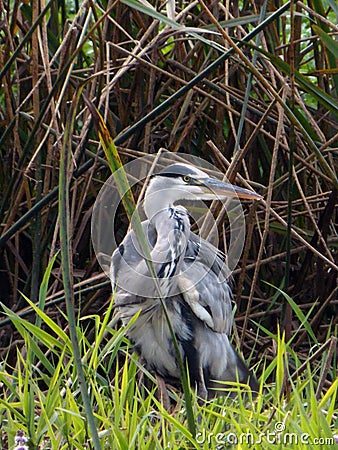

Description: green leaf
[265,283,318,343]
[37,252,59,329]
[112,426,129,450]
[121,0,226,53]
[312,24,338,95]
[327,0,338,16]
[21,296,71,346]
[268,51,338,115]
[313,25,338,59]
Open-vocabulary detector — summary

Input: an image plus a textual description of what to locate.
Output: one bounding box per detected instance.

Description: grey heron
[110,163,261,398]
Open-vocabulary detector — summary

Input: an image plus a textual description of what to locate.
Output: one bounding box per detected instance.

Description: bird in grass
[110,163,261,399]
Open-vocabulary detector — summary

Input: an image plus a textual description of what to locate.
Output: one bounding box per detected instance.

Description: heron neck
[143,190,172,219]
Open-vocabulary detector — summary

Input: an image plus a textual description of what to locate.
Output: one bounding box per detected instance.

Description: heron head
[144,163,262,218]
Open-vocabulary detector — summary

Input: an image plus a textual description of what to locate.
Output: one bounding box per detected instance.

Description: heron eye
[183,175,191,183]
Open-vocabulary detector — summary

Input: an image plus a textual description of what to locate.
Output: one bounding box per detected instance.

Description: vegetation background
[0,0,337,448]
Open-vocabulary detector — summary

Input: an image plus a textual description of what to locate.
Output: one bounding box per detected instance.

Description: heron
[110,163,261,399]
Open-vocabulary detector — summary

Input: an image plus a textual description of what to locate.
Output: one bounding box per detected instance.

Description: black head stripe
[158,164,197,178]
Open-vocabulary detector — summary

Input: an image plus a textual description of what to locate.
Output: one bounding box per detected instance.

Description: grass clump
[0,294,337,449]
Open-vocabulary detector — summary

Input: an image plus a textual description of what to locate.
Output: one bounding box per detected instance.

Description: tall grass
[0,274,337,448]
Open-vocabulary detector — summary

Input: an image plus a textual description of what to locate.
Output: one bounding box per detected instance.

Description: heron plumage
[110,163,259,396]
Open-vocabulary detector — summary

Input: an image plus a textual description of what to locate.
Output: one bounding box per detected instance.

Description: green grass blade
[59,86,102,450]
[312,25,338,94]
[313,26,338,59]
[36,252,59,329]
[265,282,318,343]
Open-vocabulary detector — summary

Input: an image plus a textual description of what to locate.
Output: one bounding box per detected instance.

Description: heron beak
[199,178,263,201]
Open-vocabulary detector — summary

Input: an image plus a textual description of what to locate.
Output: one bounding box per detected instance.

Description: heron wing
[179,232,233,334]
[111,219,233,334]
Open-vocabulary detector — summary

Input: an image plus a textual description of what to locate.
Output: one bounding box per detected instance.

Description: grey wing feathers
[181,232,233,334]
[111,222,233,335]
